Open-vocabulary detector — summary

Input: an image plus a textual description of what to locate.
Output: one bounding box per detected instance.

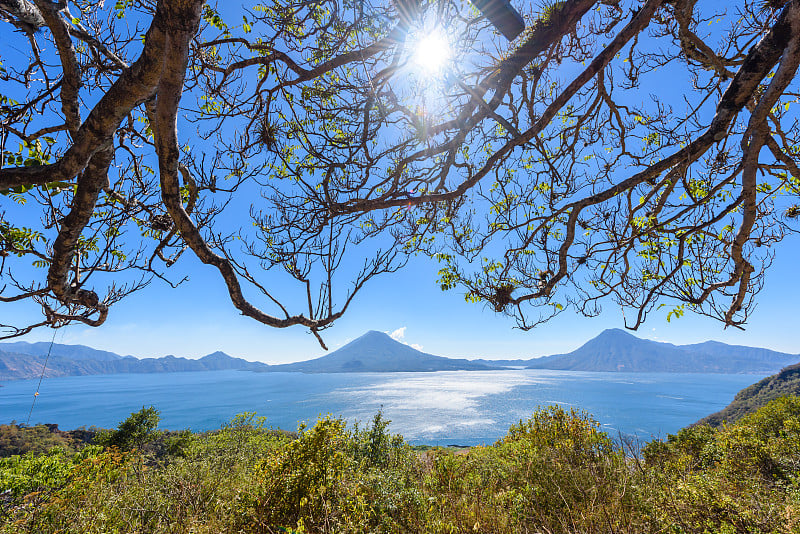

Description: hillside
[526,329,798,374]
[261,331,504,373]
[0,341,128,361]
[696,363,800,427]
[0,349,267,381]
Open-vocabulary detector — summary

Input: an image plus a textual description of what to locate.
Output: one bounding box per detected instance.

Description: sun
[413,30,452,74]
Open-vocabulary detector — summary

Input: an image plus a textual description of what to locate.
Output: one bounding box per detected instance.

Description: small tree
[94,406,161,452]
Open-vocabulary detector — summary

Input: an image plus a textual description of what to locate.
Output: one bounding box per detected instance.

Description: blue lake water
[0,370,759,445]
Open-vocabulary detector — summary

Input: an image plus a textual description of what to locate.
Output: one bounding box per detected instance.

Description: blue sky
[3,0,800,363]
[9,230,800,364]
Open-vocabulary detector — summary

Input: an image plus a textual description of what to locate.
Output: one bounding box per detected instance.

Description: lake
[0,369,759,445]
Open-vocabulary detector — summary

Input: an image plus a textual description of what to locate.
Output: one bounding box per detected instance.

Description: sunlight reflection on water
[0,369,760,445]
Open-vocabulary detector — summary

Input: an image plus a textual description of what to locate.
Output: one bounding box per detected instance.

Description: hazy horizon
[4,325,798,367]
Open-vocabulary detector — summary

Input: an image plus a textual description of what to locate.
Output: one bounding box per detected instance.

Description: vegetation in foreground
[698,362,800,427]
[2,400,800,534]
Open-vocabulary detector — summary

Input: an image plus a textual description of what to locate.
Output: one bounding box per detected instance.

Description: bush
[0,423,92,457]
[242,413,420,533]
[93,406,161,452]
[420,406,643,534]
[0,445,101,501]
[4,401,800,533]
[641,396,800,533]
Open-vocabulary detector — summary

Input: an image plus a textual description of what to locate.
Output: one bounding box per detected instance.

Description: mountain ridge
[525,328,798,374]
[0,347,268,381]
[0,341,130,361]
[1,328,797,381]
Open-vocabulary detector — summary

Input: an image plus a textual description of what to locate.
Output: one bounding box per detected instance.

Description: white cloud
[387,327,423,351]
[389,327,407,341]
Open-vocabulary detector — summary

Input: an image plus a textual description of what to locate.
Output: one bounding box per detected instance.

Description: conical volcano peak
[527,327,797,373]
[360,330,394,340]
[261,330,503,373]
[595,328,637,339]
[201,351,233,360]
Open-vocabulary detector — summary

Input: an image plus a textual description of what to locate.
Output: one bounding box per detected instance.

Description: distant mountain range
[0,341,133,361]
[0,344,267,381]
[1,328,797,382]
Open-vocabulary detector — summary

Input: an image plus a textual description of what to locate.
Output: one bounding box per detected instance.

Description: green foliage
[642,396,800,532]
[0,446,101,500]
[189,411,291,465]
[354,411,399,469]
[0,424,92,457]
[242,413,416,533]
[202,4,229,33]
[5,402,800,533]
[113,0,133,19]
[419,406,639,533]
[0,221,45,254]
[93,406,161,451]
[503,405,613,459]
[698,363,800,426]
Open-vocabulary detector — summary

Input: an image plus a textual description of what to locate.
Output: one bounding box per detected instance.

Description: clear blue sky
[4,0,800,363]
[9,231,800,364]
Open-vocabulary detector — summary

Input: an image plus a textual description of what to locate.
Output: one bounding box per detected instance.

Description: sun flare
[413,31,451,74]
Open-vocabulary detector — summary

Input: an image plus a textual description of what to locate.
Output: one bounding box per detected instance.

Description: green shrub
[418,406,646,534]
[234,412,422,534]
[4,401,800,534]
[93,406,161,451]
[641,396,800,533]
[0,424,92,457]
[0,445,100,500]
